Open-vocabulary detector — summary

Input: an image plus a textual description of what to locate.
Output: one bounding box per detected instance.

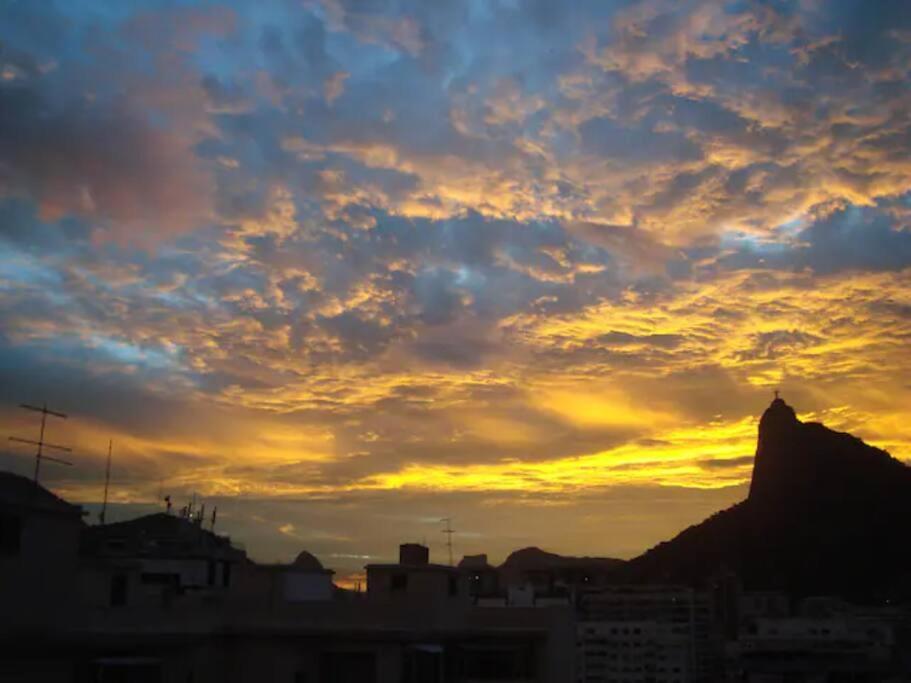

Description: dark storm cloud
[717,200,911,275]
[0,340,181,432]
[700,455,753,471]
[0,4,232,241]
[736,330,824,362]
[797,205,911,275]
[596,331,683,349]
[0,84,213,239]
[579,116,703,164]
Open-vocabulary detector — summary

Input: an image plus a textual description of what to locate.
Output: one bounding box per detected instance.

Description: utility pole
[99,440,112,525]
[441,517,456,566]
[8,403,72,484]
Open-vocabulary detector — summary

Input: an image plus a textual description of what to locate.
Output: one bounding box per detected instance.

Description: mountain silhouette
[498,546,624,590]
[500,547,623,572]
[618,398,911,601]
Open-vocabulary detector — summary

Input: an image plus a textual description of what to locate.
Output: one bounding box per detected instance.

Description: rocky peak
[748,397,802,502]
[748,397,910,505]
[621,397,911,600]
[759,397,798,430]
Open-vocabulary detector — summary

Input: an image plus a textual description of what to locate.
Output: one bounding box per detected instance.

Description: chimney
[399,543,429,565]
[459,553,488,568]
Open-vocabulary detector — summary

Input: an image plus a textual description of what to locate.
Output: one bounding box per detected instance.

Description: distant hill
[618,398,911,601]
[500,546,624,572]
[498,546,624,586]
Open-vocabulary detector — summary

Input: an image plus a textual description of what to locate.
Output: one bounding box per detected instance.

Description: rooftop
[0,471,83,518]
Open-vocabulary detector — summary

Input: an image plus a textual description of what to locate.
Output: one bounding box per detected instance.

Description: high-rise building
[576,586,720,683]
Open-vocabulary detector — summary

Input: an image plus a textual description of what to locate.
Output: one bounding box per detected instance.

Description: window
[404,648,442,683]
[110,574,128,607]
[89,659,162,682]
[448,576,458,596]
[141,572,178,586]
[391,573,408,591]
[0,515,22,555]
[223,561,231,587]
[459,648,532,680]
[207,559,216,586]
[105,537,127,551]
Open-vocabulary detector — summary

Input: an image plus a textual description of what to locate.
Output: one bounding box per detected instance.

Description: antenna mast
[8,402,72,484]
[441,517,456,566]
[99,440,112,525]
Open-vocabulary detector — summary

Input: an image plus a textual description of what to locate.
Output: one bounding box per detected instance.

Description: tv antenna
[8,402,72,484]
[99,440,112,525]
[441,517,456,566]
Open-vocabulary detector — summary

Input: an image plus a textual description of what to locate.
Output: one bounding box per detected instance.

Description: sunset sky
[1,0,910,581]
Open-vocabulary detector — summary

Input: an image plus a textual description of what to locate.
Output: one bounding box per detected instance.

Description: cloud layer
[1,0,910,577]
